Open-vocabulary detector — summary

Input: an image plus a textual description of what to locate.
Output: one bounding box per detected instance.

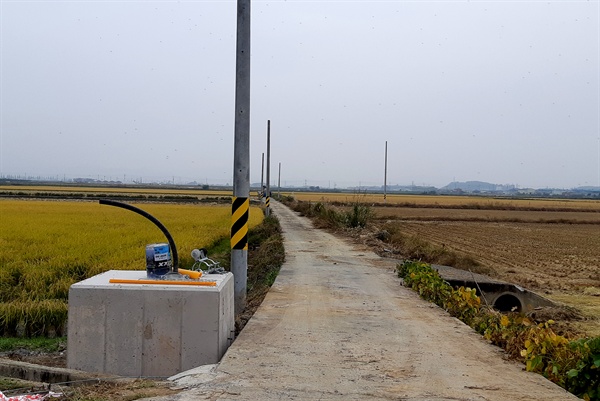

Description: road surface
[153,201,576,401]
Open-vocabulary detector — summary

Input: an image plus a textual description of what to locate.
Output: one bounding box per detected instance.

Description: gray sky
[1,0,599,189]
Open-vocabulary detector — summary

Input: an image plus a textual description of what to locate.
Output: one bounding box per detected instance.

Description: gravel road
[153,201,577,401]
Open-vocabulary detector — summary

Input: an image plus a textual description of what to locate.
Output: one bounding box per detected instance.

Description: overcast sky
[1,0,599,189]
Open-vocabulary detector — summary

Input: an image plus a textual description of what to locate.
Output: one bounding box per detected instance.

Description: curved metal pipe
[99,199,178,272]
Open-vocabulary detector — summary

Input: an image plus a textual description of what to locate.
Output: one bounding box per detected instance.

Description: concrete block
[67,270,234,378]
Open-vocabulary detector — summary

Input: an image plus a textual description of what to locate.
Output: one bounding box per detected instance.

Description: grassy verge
[205,214,285,332]
[0,337,65,353]
[140,212,285,333]
[284,199,373,229]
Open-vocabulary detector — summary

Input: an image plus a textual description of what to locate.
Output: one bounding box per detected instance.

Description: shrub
[398,261,479,322]
[566,337,600,400]
[290,200,373,229]
[343,204,373,228]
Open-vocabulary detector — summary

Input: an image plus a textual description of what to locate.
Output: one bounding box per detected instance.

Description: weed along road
[156,201,577,401]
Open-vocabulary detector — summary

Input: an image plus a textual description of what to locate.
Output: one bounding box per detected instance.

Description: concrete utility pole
[384,140,388,203]
[231,0,251,315]
[278,162,281,199]
[265,120,271,216]
[260,152,265,202]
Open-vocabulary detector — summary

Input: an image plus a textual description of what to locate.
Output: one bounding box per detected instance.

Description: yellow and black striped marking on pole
[231,197,249,250]
[265,196,270,209]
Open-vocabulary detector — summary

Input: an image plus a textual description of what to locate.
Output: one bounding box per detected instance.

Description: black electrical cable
[99,199,178,272]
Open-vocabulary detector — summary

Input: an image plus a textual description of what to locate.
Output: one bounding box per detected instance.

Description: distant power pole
[278,162,281,198]
[265,120,271,216]
[231,0,251,316]
[384,140,388,203]
[260,152,265,202]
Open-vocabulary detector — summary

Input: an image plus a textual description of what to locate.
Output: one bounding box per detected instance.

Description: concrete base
[67,270,234,378]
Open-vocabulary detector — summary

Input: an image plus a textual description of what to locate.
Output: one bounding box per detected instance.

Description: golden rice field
[0,199,263,336]
[0,185,233,198]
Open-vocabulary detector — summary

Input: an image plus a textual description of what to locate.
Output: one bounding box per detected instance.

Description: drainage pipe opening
[493,293,522,313]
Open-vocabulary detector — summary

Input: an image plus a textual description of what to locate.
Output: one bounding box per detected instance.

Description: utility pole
[265,120,271,216]
[278,162,281,198]
[231,0,251,315]
[260,152,265,202]
[384,140,388,203]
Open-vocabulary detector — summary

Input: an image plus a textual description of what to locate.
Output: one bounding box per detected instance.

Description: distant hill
[574,186,600,192]
[440,181,515,193]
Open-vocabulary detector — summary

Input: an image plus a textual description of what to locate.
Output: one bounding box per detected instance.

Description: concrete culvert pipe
[493,293,522,313]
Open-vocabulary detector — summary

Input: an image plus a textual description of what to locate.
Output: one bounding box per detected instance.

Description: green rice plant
[0,300,67,337]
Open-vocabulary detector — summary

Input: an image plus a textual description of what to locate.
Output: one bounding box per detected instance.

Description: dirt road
[157,201,576,400]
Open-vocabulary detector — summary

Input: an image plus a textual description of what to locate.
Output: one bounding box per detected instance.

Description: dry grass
[58,378,179,401]
[549,292,600,337]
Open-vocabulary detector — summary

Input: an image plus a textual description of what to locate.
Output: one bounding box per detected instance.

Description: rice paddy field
[0,197,263,336]
[292,192,600,336]
[0,185,233,198]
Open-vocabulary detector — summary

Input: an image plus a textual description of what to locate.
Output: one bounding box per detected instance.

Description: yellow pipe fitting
[109,278,216,286]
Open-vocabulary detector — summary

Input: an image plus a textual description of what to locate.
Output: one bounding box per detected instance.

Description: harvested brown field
[286,192,600,211]
[373,207,600,223]
[366,199,600,336]
[390,221,599,291]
